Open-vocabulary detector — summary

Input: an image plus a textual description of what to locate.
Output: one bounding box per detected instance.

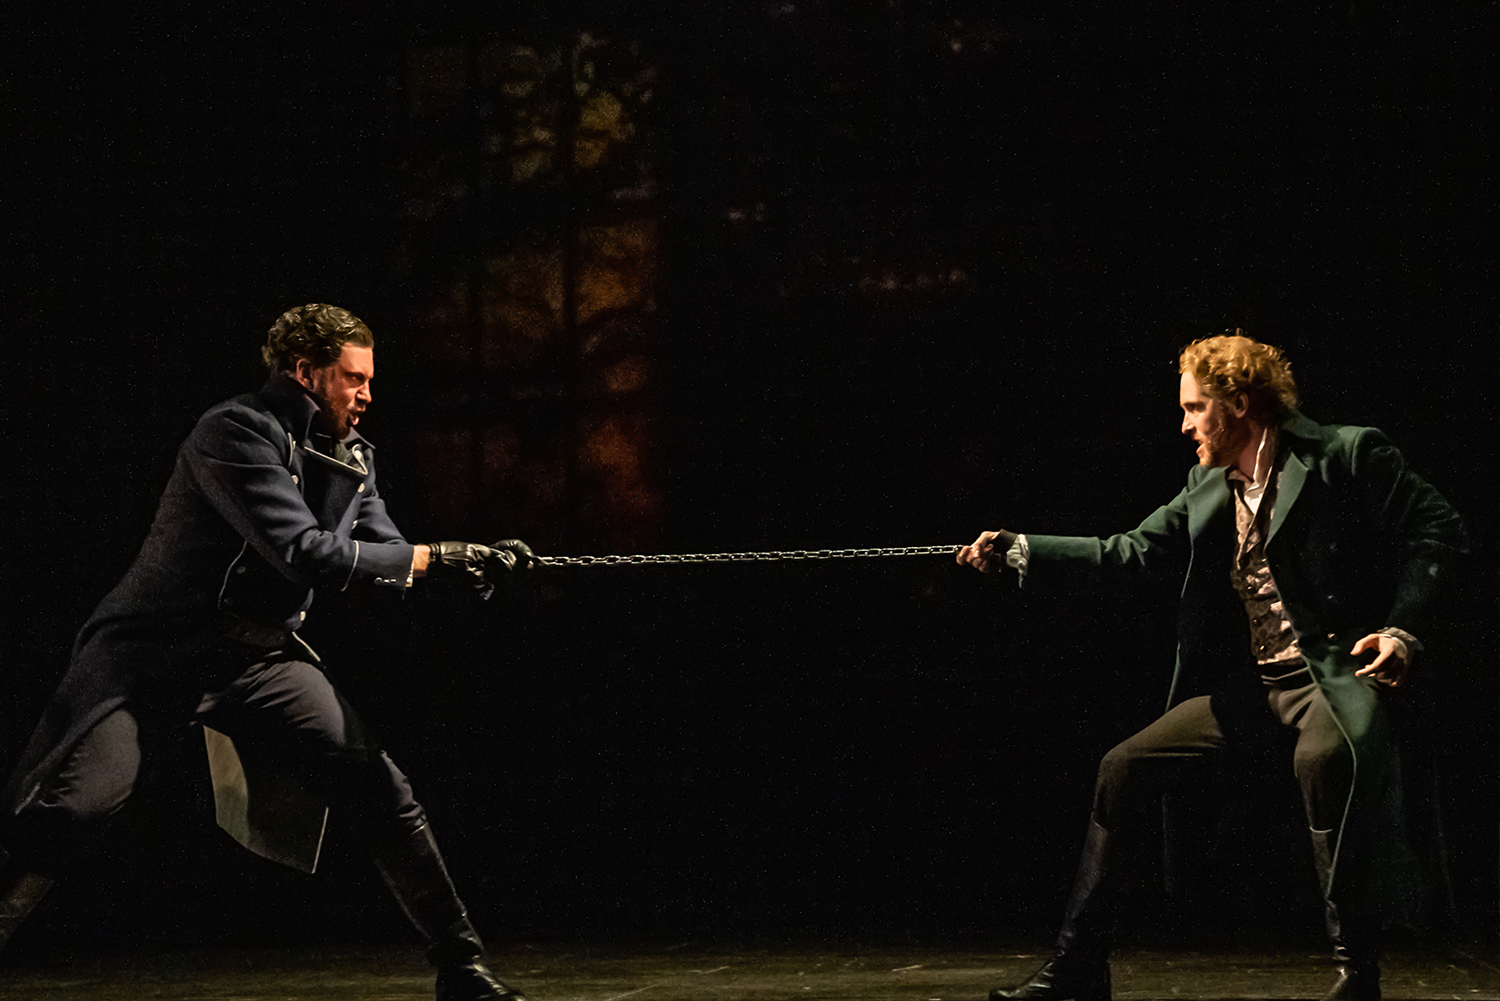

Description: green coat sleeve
[1021,469,1207,589]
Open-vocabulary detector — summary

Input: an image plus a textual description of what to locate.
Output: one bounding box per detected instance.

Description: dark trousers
[9,641,426,875]
[1091,667,1395,915]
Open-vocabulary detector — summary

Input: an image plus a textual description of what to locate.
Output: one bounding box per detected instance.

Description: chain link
[536,545,960,567]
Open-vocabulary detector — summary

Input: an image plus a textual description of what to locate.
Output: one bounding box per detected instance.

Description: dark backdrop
[2,0,1493,953]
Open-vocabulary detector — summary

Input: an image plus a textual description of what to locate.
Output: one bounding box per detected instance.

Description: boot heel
[0,869,55,951]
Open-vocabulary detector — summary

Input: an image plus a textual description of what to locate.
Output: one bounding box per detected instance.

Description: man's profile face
[295,344,374,439]
[1178,372,1249,468]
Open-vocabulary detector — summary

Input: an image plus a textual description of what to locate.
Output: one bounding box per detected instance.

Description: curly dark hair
[1179,329,1299,423]
[261,303,374,372]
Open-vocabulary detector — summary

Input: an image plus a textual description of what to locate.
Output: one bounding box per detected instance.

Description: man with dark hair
[0,304,537,1001]
[261,302,376,372]
[957,332,1466,1001]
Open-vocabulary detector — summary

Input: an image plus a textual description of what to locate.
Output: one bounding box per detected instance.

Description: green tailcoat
[1023,413,1467,898]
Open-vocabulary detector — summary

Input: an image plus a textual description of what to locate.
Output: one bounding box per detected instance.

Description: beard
[310,389,357,439]
[1194,413,1250,468]
[328,403,354,439]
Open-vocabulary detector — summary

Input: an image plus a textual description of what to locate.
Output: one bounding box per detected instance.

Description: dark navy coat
[5,374,415,817]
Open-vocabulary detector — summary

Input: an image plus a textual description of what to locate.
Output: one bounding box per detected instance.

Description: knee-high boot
[372,822,528,1001]
[0,865,54,954]
[990,819,1114,1001]
[1311,828,1381,1001]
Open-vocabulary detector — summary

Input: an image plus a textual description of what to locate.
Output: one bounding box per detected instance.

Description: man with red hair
[958,331,1466,1000]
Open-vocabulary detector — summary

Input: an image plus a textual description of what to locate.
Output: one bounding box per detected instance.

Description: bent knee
[1097,736,1156,780]
[39,712,142,822]
[1094,741,1147,799]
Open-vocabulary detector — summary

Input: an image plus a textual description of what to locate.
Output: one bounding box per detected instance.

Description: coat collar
[1265,412,1327,544]
[1183,411,1329,546]
[257,372,372,453]
[1185,464,1232,541]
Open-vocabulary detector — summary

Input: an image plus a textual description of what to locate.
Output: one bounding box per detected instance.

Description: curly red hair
[1179,330,1299,422]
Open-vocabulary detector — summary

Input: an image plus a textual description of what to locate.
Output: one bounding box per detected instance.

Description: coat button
[235,566,246,575]
[357,483,365,493]
[300,611,307,621]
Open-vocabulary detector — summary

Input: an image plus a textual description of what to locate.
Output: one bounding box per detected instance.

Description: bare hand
[1351,633,1410,689]
[956,530,1005,573]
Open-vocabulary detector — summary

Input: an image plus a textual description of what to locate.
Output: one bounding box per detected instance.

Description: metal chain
[536,544,960,567]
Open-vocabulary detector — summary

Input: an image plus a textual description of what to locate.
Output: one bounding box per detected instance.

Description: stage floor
[2,939,1495,1001]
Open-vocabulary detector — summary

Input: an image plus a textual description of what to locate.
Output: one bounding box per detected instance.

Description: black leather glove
[426,541,506,599]
[488,538,539,573]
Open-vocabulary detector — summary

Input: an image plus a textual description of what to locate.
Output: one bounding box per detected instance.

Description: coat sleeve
[184,404,415,590]
[1344,427,1468,637]
[1021,478,1196,588]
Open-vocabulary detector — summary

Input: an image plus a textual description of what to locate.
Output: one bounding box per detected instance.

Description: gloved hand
[426,541,506,599]
[425,539,540,600]
[488,538,539,573]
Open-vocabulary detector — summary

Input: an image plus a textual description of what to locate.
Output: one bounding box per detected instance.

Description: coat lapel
[1185,467,1231,540]
[1266,412,1323,546]
[258,374,373,529]
[1266,449,1308,546]
[297,446,368,527]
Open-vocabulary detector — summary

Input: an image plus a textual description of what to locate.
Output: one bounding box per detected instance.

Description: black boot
[1322,958,1380,1001]
[373,822,528,1001]
[1311,829,1381,1001]
[0,865,55,953]
[990,820,1114,1001]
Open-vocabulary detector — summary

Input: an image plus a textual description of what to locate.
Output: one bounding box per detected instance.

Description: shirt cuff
[1378,626,1422,663]
[1005,534,1030,578]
